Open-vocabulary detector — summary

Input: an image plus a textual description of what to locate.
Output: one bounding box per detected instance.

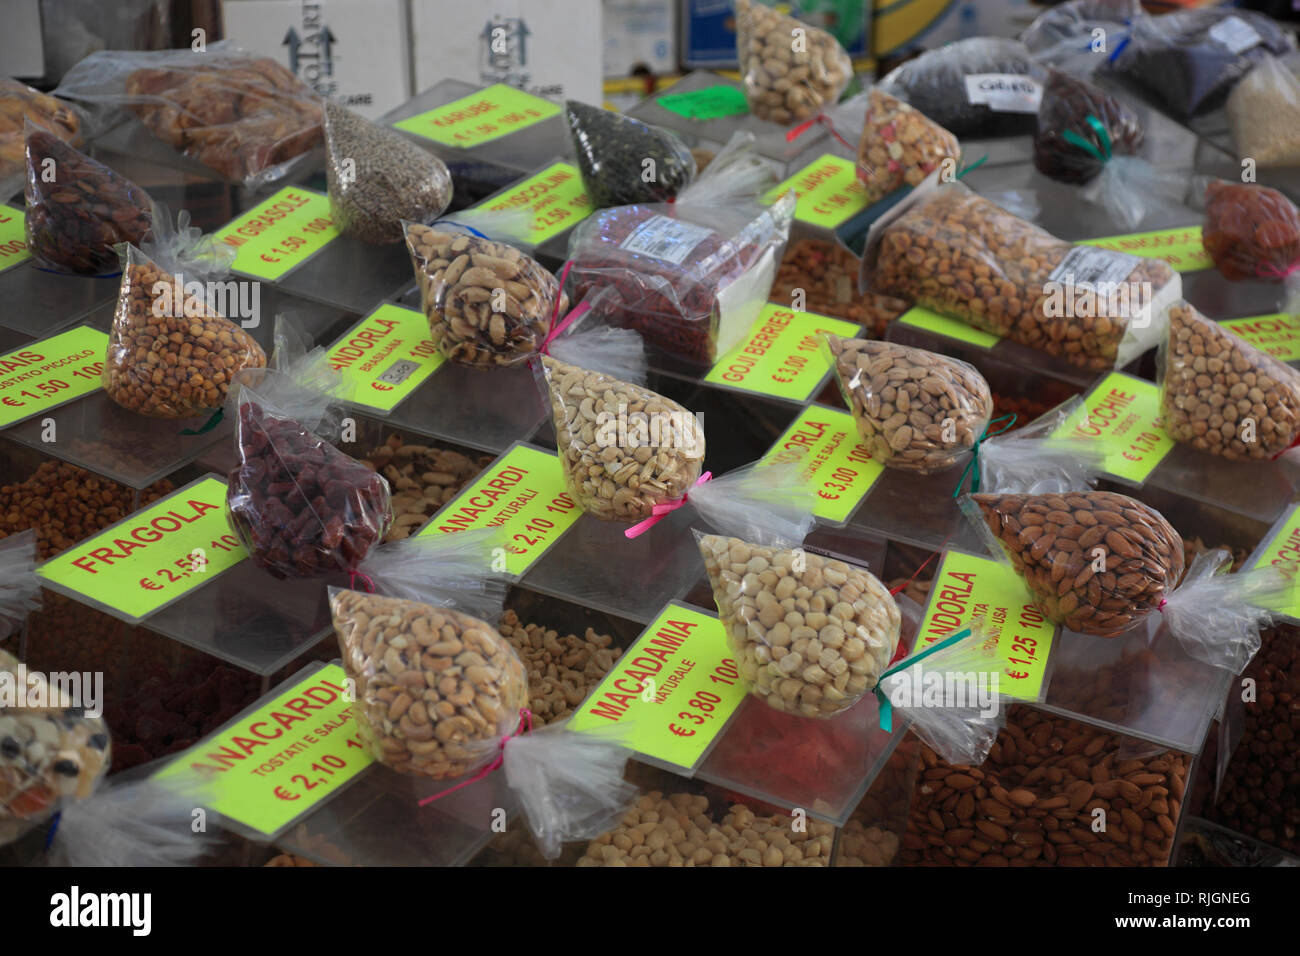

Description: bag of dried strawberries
[1202,179,1300,287]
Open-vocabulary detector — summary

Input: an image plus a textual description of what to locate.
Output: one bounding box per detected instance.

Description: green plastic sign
[0,206,29,273]
[326,304,445,413]
[37,476,248,622]
[1249,502,1300,618]
[657,85,750,119]
[154,664,372,838]
[1081,225,1210,273]
[0,326,108,428]
[897,306,1001,349]
[472,161,592,246]
[917,551,1053,702]
[763,154,869,229]
[419,444,582,575]
[216,187,339,281]
[1219,313,1300,363]
[704,304,857,401]
[394,84,561,148]
[763,406,883,524]
[569,603,745,770]
[1051,371,1175,484]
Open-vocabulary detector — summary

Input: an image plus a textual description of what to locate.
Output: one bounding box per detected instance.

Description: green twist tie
[1061,114,1113,162]
[180,406,224,436]
[874,626,976,732]
[952,413,1017,498]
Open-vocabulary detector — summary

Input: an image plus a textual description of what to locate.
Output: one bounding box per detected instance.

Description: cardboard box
[604,0,676,77]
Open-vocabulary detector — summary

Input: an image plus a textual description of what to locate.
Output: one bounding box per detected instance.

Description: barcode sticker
[963,74,1043,114]
[1049,245,1142,288]
[619,215,714,266]
[1208,16,1263,55]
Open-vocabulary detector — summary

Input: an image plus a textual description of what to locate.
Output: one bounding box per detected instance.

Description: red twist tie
[539,262,592,356]
[416,708,533,808]
[624,472,712,539]
[348,570,376,593]
[785,112,854,152]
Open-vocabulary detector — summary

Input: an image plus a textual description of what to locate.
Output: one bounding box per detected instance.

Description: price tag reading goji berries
[37,475,248,623]
[897,307,1001,349]
[569,603,746,770]
[216,187,339,282]
[704,304,858,401]
[394,84,561,149]
[472,161,592,246]
[1049,371,1175,485]
[0,325,108,428]
[154,663,372,839]
[0,205,29,273]
[761,406,884,525]
[1219,313,1300,363]
[763,154,870,229]
[1081,225,1211,273]
[326,303,445,413]
[418,444,581,576]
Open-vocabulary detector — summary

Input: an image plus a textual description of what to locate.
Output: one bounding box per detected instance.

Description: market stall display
[734,0,853,126]
[0,79,83,187]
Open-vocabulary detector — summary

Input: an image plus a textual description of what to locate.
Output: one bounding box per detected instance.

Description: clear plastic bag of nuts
[1,78,83,189]
[1201,180,1300,294]
[734,0,852,125]
[854,89,960,208]
[860,176,1180,372]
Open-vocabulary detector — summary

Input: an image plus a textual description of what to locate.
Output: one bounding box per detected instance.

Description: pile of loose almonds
[361,435,493,541]
[735,0,851,124]
[497,610,623,726]
[771,239,910,335]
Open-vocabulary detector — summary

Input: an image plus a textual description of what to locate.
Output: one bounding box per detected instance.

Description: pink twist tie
[624,472,712,540]
[348,570,376,593]
[1157,598,1167,612]
[416,708,533,808]
[538,261,590,356]
[1255,259,1300,282]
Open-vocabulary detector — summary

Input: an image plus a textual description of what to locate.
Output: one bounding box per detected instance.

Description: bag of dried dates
[23,121,153,276]
[860,176,1180,372]
[564,132,795,365]
[1202,180,1300,291]
[1020,0,1145,79]
[1,79,83,193]
[854,89,959,208]
[564,99,695,208]
[1159,302,1300,461]
[735,0,852,125]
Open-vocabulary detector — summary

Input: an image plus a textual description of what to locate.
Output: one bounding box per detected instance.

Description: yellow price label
[1051,371,1175,485]
[1082,225,1210,273]
[762,406,884,525]
[1249,502,1300,619]
[216,188,339,281]
[0,326,108,428]
[1219,313,1300,363]
[326,304,445,413]
[0,206,29,273]
[897,306,1001,349]
[763,154,870,229]
[394,83,561,148]
[472,161,592,246]
[705,304,858,401]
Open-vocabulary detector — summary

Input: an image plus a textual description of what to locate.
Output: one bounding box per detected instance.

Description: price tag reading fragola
[569,603,746,770]
[1248,502,1300,619]
[1219,313,1300,363]
[154,664,372,839]
[917,551,1054,702]
[704,304,858,401]
[216,187,339,282]
[327,304,445,413]
[897,306,1001,349]
[656,85,750,120]
[472,161,592,246]
[418,444,581,576]
[394,84,561,149]
[762,154,870,229]
[0,206,29,273]
[1081,225,1211,273]
[762,407,884,524]
[0,326,108,428]
[37,475,247,622]
[1050,371,1175,485]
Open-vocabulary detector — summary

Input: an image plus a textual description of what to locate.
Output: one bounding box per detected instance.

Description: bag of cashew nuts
[1159,302,1300,461]
[825,334,993,475]
[734,0,853,125]
[860,176,1180,372]
[853,89,960,209]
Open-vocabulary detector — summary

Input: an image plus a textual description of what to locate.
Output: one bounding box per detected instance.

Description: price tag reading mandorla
[38,475,248,622]
[705,304,858,401]
[154,663,371,839]
[918,551,1054,701]
[1219,313,1300,363]
[1050,371,1175,485]
[569,603,746,770]
[763,154,869,229]
[326,303,445,413]
[394,83,561,149]
[473,161,592,246]
[418,444,581,576]
[0,326,108,428]
[216,187,339,282]
[0,206,29,273]
[897,306,1001,350]
[762,406,884,524]
[1081,225,1211,273]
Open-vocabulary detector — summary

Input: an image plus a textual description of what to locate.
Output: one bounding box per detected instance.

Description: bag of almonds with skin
[825,334,992,474]
[734,0,852,125]
[854,89,960,208]
[860,175,1179,372]
[1159,302,1300,461]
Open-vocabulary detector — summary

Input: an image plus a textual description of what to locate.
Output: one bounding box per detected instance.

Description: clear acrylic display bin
[462,156,593,272]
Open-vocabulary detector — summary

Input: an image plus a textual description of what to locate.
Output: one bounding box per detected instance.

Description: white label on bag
[1049,245,1142,288]
[1208,16,1263,56]
[963,74,1043,114]
[618,214,714,266]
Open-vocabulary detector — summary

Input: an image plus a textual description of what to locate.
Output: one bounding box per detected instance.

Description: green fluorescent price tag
[1219,313,1300,363]
[0,206,29,273]
[763,154,869,229]
[0,326,108,428]
[154,664,371,838]
[326,304,444,413]
[897,306,1001,349]
[216,187,338,281]
[656,85,750,119]
[917,552,1053,702]
[394,83,561,148]
[704,303,858,401]
[37,476,248,622]
[763,406,883,524]
[473,161,591,246]
[1081,225,1210,273]
[1051,371,1175,485]
[419,444,581,576]
[1249,502,1300,618]
[569,603,745,770]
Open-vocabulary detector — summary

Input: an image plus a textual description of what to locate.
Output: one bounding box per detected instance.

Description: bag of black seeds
[565,99,695,208]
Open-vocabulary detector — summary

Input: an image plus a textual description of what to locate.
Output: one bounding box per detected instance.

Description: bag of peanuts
[853,89,960,209]
[825,334,993,475]
[1158,302,1300,461]
[1202,180,1300,290]
[23,121,154,276]
[564,99,696,208]
[860,176,1180,372]
[1,78,83,195]
[734,0,853,125]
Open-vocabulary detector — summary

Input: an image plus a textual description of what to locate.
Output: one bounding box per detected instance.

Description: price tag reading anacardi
[327,303,445,413]
[1081,225,1211,273]
[1050,371,1175,485]
[918,551,1054,702]
[897,306,1001,349]
[763,154,870,229]
[473,161,592,246]
[0,206,29,273]
[216,187,339,282]
[394,83,561,149]
[154,663,372,839]
[763,406,883,524]
[704,304,858,401]
[419,444,582,576]
[1219,314,1300,363]
[0,326,108,428]
[38,475,248,622]
[569,603,746,770]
